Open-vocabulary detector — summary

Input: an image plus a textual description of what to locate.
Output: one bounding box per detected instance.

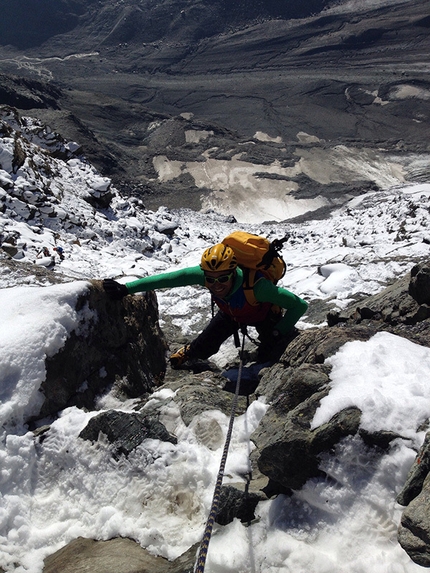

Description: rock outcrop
[327,261,430,349]
[79,409,177,459]
[254,261,430,567]
[397,428,430,567]
[32,280,167,424]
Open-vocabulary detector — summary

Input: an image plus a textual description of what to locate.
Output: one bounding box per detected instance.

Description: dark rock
[79,410,177,458]
[406,304,430,324]
[256,363,331,406]
[359,428,402,450]
[356,306,379,320]
[326,309,349,326]
[397,432,430,506]
[311,407,362,453]
[321,261,430,350]
[156,221,179,236]
[281,325,376,367]
[251,390,328,490]
[1,243,18,257]
[83,189,114,209]
[239,325,383,494]
[333,267,430,328]
[216,485,263,526]
[398,482,430,568]
[33,281,167,424]
[409,263,430,305]
[261,479,292,498]
[251,377,362,491]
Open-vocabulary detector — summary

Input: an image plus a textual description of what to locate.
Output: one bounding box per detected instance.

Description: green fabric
[126,266,245,294]
[253,278,308,335]
[126,265,206,292]
[125,265,308,335]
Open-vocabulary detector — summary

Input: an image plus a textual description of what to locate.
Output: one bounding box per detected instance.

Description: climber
[54,246,65,261]
[103,243,308,367]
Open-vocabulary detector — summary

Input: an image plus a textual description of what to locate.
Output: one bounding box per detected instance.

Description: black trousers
[188,308,282,360]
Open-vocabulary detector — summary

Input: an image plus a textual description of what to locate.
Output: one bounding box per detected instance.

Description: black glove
[102,278,129,300]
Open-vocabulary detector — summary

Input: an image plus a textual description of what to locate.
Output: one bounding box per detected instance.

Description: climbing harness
[194,326,247,573]
[233,323,259,348]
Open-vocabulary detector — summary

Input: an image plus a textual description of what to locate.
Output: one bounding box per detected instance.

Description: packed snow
[1,113,430,572]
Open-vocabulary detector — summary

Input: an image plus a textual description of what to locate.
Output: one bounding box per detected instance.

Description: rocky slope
[1,104,430,570]
[1,2,430,568]
[0,0,429,214]
[2,257,428,572]
[0,0,331,51]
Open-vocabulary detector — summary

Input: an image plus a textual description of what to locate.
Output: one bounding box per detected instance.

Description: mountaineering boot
[170,344,191,369]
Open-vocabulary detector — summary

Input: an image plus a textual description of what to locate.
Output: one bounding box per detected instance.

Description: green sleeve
[125,265,206,294]
[254,279,308,335]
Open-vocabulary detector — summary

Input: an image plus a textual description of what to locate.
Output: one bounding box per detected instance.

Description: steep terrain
[1,96,430,571]
[0,0,330,50]
[1,2,430,570]
[0,0,429,214]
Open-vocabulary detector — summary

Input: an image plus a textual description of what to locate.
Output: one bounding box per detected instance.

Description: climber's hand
[102,278,129,300]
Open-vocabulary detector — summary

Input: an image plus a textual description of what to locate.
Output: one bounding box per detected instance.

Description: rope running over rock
[194,328,246,573]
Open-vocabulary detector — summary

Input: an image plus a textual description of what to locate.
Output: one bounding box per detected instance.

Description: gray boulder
[217,485,263,526]
[398,481,430,568]
[251,383,361,491]
[279,324,377,367]
[397,432,430,507]
[397,431,430,566]
[327,263,430,347]
[141,369,249,426]
[79,410,177,459]
[43,536,197,573]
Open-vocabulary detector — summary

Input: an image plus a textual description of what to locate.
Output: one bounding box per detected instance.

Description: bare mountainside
[0,0,330,50]
[0,0,429,216]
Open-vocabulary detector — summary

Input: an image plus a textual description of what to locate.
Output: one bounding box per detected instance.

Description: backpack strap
[242,268,259,306]
[257,234,290,272]
[271,234,290,251]
[258,243,278,271]
[242,268,284,313]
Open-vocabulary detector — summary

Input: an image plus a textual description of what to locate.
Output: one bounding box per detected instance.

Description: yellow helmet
[201,244,237,272]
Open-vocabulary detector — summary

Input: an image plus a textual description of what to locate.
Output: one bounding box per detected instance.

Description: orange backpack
[222,231,289,305]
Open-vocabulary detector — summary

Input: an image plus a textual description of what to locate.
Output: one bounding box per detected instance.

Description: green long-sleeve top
[126,266,308,335]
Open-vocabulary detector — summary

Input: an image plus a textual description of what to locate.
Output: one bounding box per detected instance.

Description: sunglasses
[205,272,233,285]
